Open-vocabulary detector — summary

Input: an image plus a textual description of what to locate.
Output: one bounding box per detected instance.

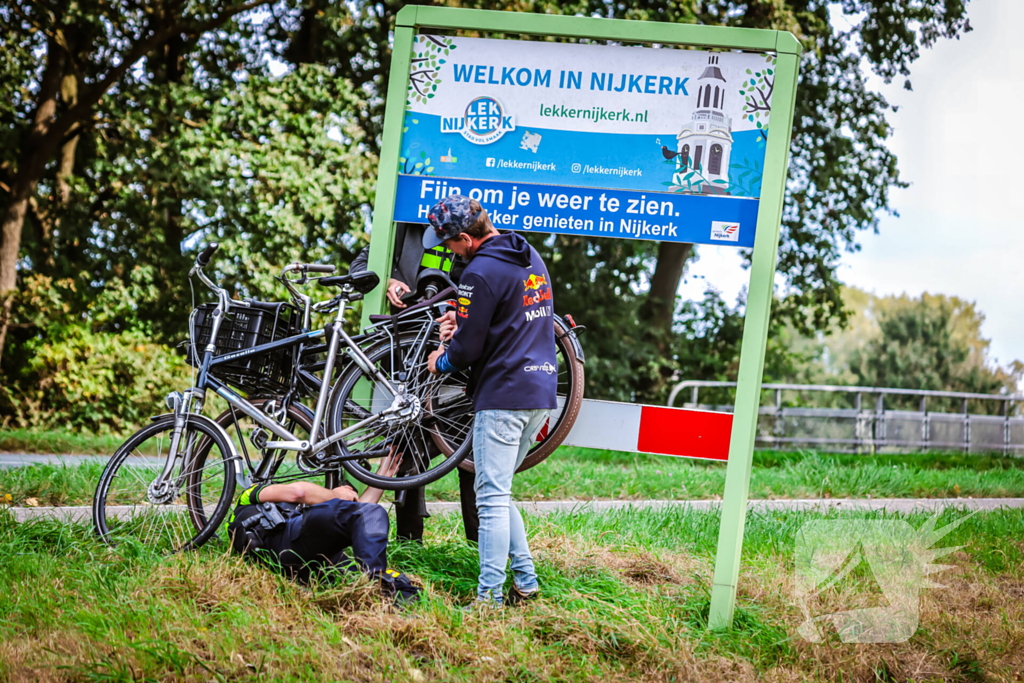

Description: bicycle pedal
[250,427,269,449]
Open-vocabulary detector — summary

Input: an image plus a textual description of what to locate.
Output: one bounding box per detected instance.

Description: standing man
[350,222,462,309]
[426,195,557,607]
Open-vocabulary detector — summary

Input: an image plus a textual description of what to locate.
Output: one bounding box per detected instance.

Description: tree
[1,3,378,430]
[0,0,278,364]
[848,292,1021,410]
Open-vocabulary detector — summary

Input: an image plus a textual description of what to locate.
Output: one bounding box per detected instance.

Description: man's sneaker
[379,569,422,607]
[505,584,539,607]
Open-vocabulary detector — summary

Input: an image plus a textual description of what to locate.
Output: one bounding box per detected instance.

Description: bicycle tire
[449,317,585,475]
[327,334,472,490]
[92,415,236,552]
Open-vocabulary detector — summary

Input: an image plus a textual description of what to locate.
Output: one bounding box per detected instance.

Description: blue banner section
[394,175,759,247]
[401,113,769,199]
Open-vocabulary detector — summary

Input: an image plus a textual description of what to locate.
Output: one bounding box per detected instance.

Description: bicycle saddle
[318,270,380,294]
[368,286,456,323]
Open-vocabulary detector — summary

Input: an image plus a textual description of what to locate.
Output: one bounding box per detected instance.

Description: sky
[678,0,1024,370]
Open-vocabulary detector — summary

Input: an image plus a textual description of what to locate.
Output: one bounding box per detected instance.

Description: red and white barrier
[561,399,732,461]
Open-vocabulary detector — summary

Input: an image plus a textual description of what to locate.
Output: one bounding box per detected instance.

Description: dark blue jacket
[440,232,557,412]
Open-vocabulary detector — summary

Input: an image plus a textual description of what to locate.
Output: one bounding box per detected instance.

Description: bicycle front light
[165,391,183,412]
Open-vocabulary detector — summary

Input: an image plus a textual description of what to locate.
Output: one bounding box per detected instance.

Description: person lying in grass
[227,449,420,605]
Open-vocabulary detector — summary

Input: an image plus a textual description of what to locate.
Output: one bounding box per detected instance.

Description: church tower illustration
[673,54,733,194]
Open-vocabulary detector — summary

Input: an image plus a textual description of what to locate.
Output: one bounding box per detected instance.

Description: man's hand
[386,278,412,308]
[427,344,446,374]
[436,310,457,342]
[332,485,358,502]
[376,449,403,478]
[357,446,404,505]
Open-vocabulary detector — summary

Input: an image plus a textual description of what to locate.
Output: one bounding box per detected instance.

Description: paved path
[8,497,1023,524]
[0,453,111,467]
[0,453,168,468]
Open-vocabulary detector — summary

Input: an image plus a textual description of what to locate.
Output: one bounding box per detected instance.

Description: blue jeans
[473,408,548,604]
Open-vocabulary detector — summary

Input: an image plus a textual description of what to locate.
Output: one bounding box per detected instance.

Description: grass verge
[4,444,1024,507]
[1,506,1021,681]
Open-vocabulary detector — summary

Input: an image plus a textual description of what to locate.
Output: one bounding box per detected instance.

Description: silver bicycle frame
[195,278,404,455]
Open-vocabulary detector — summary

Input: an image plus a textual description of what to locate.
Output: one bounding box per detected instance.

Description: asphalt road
[0,453,165,467]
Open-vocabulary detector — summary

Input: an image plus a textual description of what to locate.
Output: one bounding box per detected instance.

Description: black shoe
[505,584,539,607]
[379,569,422,607]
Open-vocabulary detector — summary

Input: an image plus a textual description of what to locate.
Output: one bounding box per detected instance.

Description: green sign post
[363,5,801,630]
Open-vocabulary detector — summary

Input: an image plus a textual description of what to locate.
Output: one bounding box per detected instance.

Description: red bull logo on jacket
[523,273,548,290]
[523,288,552,307]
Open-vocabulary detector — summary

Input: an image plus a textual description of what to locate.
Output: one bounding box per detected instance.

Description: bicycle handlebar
[189,242,250,308]
[196,242,218,267]
[282,262,337,279]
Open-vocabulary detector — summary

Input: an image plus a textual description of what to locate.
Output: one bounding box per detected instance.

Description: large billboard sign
[394,35,777,247]
[367,6,801,631]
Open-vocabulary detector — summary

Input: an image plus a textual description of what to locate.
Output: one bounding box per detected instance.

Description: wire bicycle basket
[186,301,301,394]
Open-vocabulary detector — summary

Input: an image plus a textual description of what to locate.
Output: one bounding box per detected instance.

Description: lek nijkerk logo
[442,96,515,145]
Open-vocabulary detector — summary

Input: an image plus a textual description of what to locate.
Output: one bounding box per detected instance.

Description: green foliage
[173,64,377,299]
[848,292,1022,410]
[0,274,189,433]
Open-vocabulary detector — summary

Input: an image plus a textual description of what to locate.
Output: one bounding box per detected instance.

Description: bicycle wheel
[92,415,236,552]
[447,316,585,474]
[327,334,473,489]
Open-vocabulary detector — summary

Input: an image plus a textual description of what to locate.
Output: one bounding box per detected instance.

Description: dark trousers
[260,499,390,584]
[396,467,479,543]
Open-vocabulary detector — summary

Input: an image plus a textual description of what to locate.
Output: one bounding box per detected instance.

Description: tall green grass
[1,506,1021,681]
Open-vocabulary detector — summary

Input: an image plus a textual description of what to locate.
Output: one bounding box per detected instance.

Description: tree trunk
[161,34,185,254]
[642,241,694,333]
[0,38,64,367]
[633,241,695,402]
[45,72,82,272]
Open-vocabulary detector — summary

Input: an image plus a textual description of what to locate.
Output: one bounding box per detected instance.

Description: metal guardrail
[668,381,1024,455]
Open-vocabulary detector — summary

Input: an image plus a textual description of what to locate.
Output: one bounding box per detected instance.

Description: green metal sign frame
[363,5,802,630]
